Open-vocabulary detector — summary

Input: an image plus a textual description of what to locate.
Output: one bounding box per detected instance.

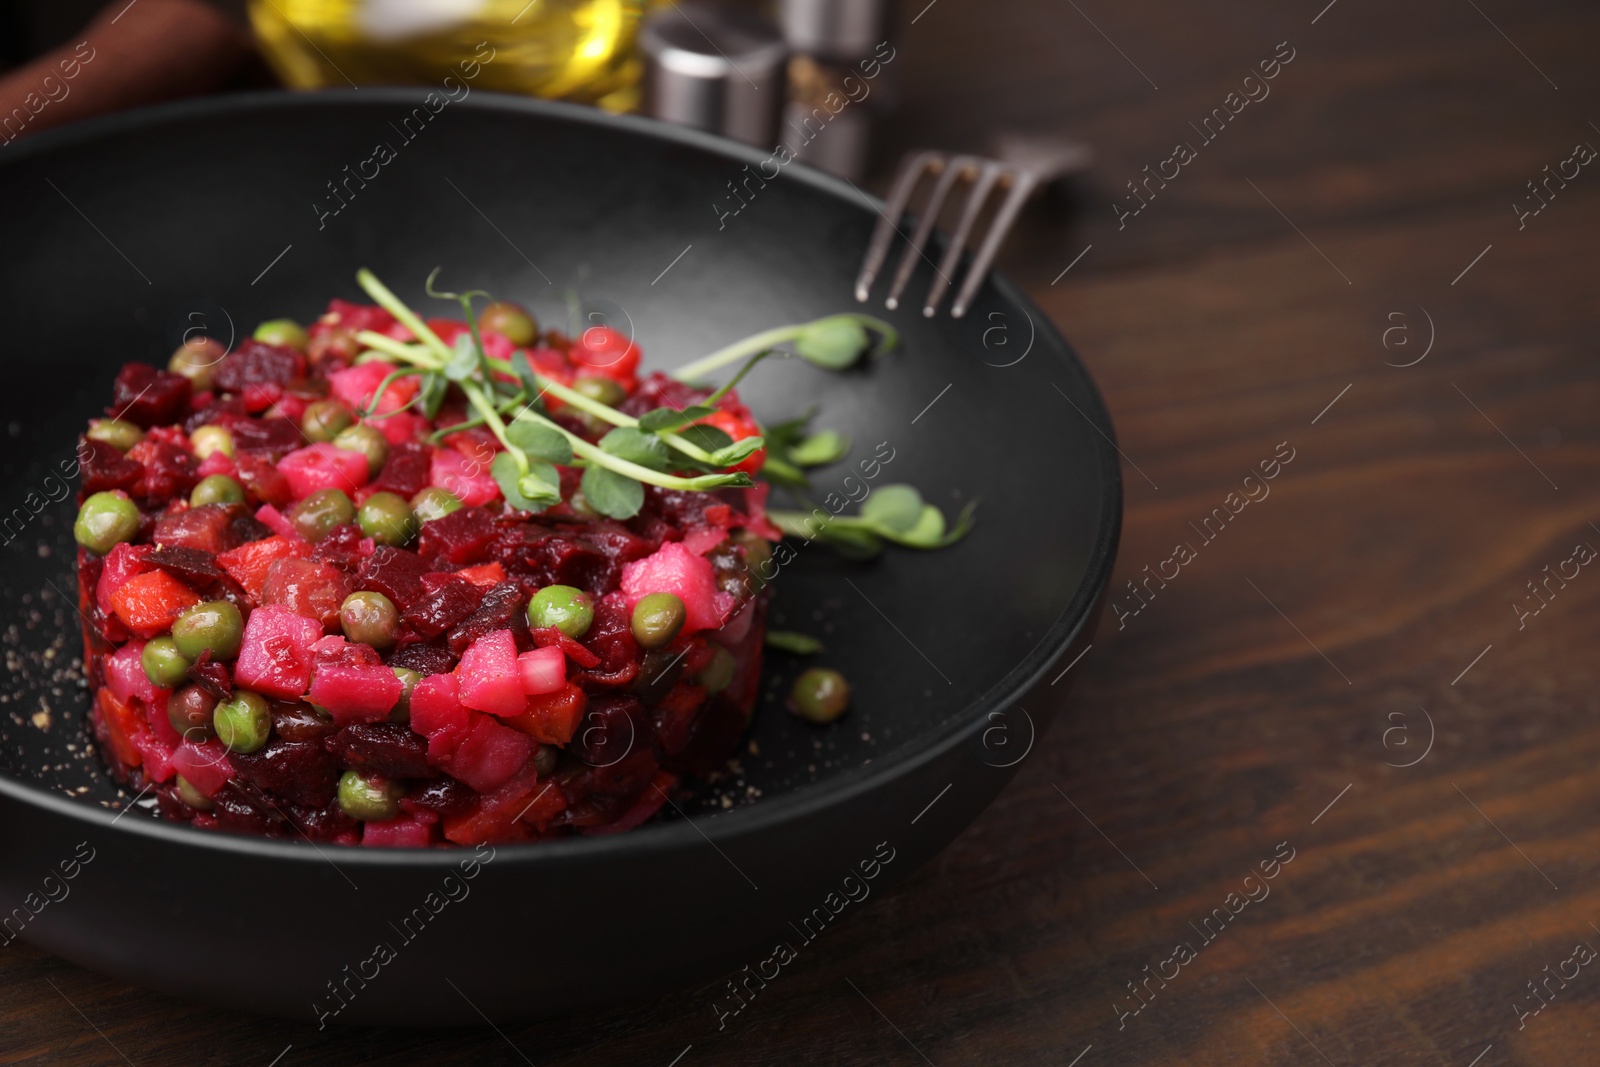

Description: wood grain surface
[7,0,1600,1063]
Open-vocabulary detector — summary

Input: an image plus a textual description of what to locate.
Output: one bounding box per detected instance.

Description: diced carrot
[216,535,309,601]
[516,779,567,832]
[109,569,202,638]
[96,686,144,769]
[453,562,507,589]
[504,683,587,745]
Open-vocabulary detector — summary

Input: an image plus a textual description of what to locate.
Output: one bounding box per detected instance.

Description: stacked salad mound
[72,270,968,847]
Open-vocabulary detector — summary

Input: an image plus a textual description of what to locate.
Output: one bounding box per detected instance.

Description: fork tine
[949,171,1037,318]
[884,155,974,310]
[921,161,1004,317]
[854,150,942,302]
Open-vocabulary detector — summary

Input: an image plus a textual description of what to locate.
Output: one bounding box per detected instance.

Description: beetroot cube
[325,723,434,778]
[152,504,248,556]
[385,638,457,676]
[128,437,200,503]
[517,646,566,695]
[230,738,340,808]
[308,656,404,724]
[455,629,524,717]
[105,641,167,706]
[311,523,368,570]
[132,729,178,784]
[234,604,323,698]
[357,546,430,610]
[446,581,528,656]
[620,541,733,636]
[402,574,480,640]
[410,672,471,764]
[146,545,226,589]
[279,443,369,500]
[401,777,476,817]
[362,813,437,848]
[170,738,236,797]
[369,441,432,499]
[418,506,497,565]
[78,436,145,495]
[448,713,533,792]
[108,362,191,428]
[214,339,304,393]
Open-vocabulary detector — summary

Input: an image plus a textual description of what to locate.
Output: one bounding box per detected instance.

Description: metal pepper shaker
[639,2,788,147]
[777,0,895,180]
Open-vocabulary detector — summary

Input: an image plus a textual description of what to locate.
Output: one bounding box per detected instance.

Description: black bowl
[0,91,1119,1025]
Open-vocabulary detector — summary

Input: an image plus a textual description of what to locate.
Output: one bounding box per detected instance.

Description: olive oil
[247,0,654,110]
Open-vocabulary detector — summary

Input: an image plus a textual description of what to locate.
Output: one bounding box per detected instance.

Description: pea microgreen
[346,268,973,556]
[765,631,823,654]
[768,485,977,557]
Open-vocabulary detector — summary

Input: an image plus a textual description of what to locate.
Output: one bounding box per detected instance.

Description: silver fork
[853,133,1093,319]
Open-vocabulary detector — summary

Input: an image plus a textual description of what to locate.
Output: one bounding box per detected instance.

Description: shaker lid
[640,3,787,145]
[778,0,891,58]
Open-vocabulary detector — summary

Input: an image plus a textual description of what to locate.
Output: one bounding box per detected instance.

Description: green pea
[630,592,685,650]
[332,424,388,477]
[174,775,213,811]
[357,491,414,547]
[528,585,594,638]
[168,337,227,393]
[289,488,355,542]
[190,474,245,507]
[213,690,271,753]
[337,770,403,821]
[189,425,234,460]
[573,376,626,407]
[141,636,192,689]
[410,487,462,523]
[253,318,309,349]
[533,744,559,776]
[340,591,400,650]
[73,491,140,555]
[698,645,736,694]
[86,418,144,452]
[301,398,354,443]
[171,600,244,661]
[789,668,851,724]
[567,490,601,520]
[477,301,538,346]
[733,530,773,589]
[167,684,217,742]
[389,667,422,722]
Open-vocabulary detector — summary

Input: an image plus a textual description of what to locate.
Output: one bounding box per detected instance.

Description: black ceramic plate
[0,91,1118,1025]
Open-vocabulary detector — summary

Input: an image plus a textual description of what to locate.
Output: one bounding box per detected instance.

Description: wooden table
[7,0,1600,1062]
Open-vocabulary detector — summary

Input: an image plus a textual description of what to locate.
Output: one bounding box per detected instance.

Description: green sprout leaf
[710,437,765,467]
[788,429,849,467]
[581,465,645,519]
[419,373,449,419]
[443,334,480,382]
[859,484,925,534]
[794,316,871,370]
[491,452,560,513]
[598,427,672,471]
[765,631,823,655]
[673,422,735,455]
[505,412,573,465]
[638,405,716,434]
